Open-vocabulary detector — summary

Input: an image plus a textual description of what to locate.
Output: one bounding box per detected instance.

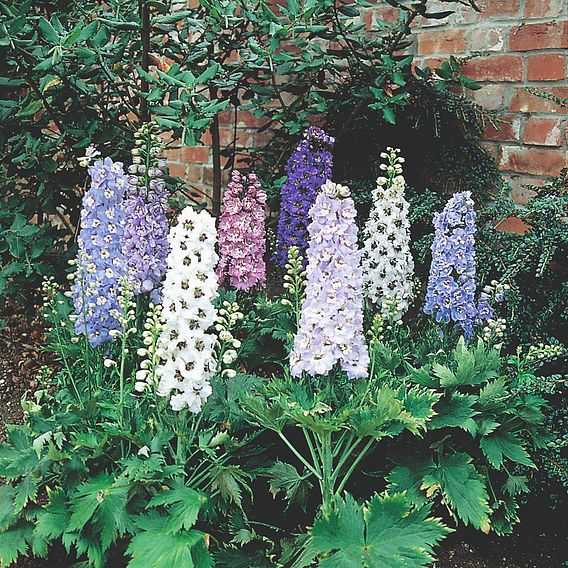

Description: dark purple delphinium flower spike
[71,156,128,347]
[424,191,492,340]
[122,122,169,297]
[274,126,334,266]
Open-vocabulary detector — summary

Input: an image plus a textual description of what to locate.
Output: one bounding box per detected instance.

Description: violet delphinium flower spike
[71,157,128,347]
[216,170,267,291]
[122,122,169,296]
[275,126,334,266]
[424,191,492,339]
[290,181,369,380]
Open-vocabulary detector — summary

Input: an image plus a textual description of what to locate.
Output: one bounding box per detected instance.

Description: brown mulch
[0,304,566,567]
[0,301,50,439]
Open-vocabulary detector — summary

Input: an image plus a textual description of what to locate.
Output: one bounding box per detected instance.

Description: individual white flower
[361,148,414,320]
[155,207,218,413]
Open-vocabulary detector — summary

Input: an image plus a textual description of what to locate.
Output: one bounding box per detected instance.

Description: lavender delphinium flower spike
[71,156,128,347]
[216,170,267,291]
[424,190,492,339]
[122,122,169,296]
[274,126,334,266]
[290,181,369,380]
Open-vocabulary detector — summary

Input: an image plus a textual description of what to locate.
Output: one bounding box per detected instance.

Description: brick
[509,22,568,51]
[524,0,566,19]
[494,215,532,234]
[483,114,521,141]
[364,6,398,28]
[481,141,501,163]
[169,163,187,178]
[527,53,565,81]
[477,0,520,18]
[500,146,566,176]
[506,175,541,204]
[182,146,210,163]
[217,110,233,126]
[186,165,203,183]
[417,29,466,54]
[466,27,505,52]
[523,117,565,146]
[471,84,507,110]
[510,87,568,113]
[237,110,263,128]
[461,55,523,82]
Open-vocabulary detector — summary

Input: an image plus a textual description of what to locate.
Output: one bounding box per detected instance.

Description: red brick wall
[172,1,567,203]
[409,0,567,203]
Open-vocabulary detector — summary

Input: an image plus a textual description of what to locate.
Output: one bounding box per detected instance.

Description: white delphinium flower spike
[155,207,219,413]
[361,148,414,320]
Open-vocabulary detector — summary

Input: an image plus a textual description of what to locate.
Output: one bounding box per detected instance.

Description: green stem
[277,431,322,481]
[335,438,375,496]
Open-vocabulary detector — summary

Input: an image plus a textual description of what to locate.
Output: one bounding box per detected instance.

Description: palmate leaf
[388,453,492,533]
[68,473,132,552]
[479,432,535,470]
[211,465,252,507]
[0,525,33,566]
[399,387,441,433]
[148,485,207,533]
[309,492,450,568]
[127,511,211,568]
[34,488,70,542]
[423,453,491,533]
[428,392,478,434]
[266,461,313,512]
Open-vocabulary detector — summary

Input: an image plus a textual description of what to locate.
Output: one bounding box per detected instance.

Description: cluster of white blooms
[135,303,164,393]
[481,317,507,349]
[155,207,219,413]
[214,300,243,379]
[524,342,565,367]
[361,148,414,320]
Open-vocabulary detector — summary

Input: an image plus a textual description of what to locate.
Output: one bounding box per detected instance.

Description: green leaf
[210,466,250,508]
[479,432,535,470]
[387,457,436,507]
[0,525,31,566]
[504,475,529,497]
[68,474,112,532]
[266,461,313,512]
[310,492,450,567]
[38,17,60,45]
[13,475,38,513]
[428,392,478,434]
[148,485,206,532]
[0,486,17,530]
[34,489,70,542]
[425,453,491,532]
[127,512,209,568]
[15,99,43,117]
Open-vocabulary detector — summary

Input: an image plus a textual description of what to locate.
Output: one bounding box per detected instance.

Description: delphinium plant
[274,127,334,266]
[155,205,219,413]
[362,148,414,319]
[0,145,249,567]
[216,170,267,292]
[70,153,129,346]
[123,122,170,297]
[424,191,491,340]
